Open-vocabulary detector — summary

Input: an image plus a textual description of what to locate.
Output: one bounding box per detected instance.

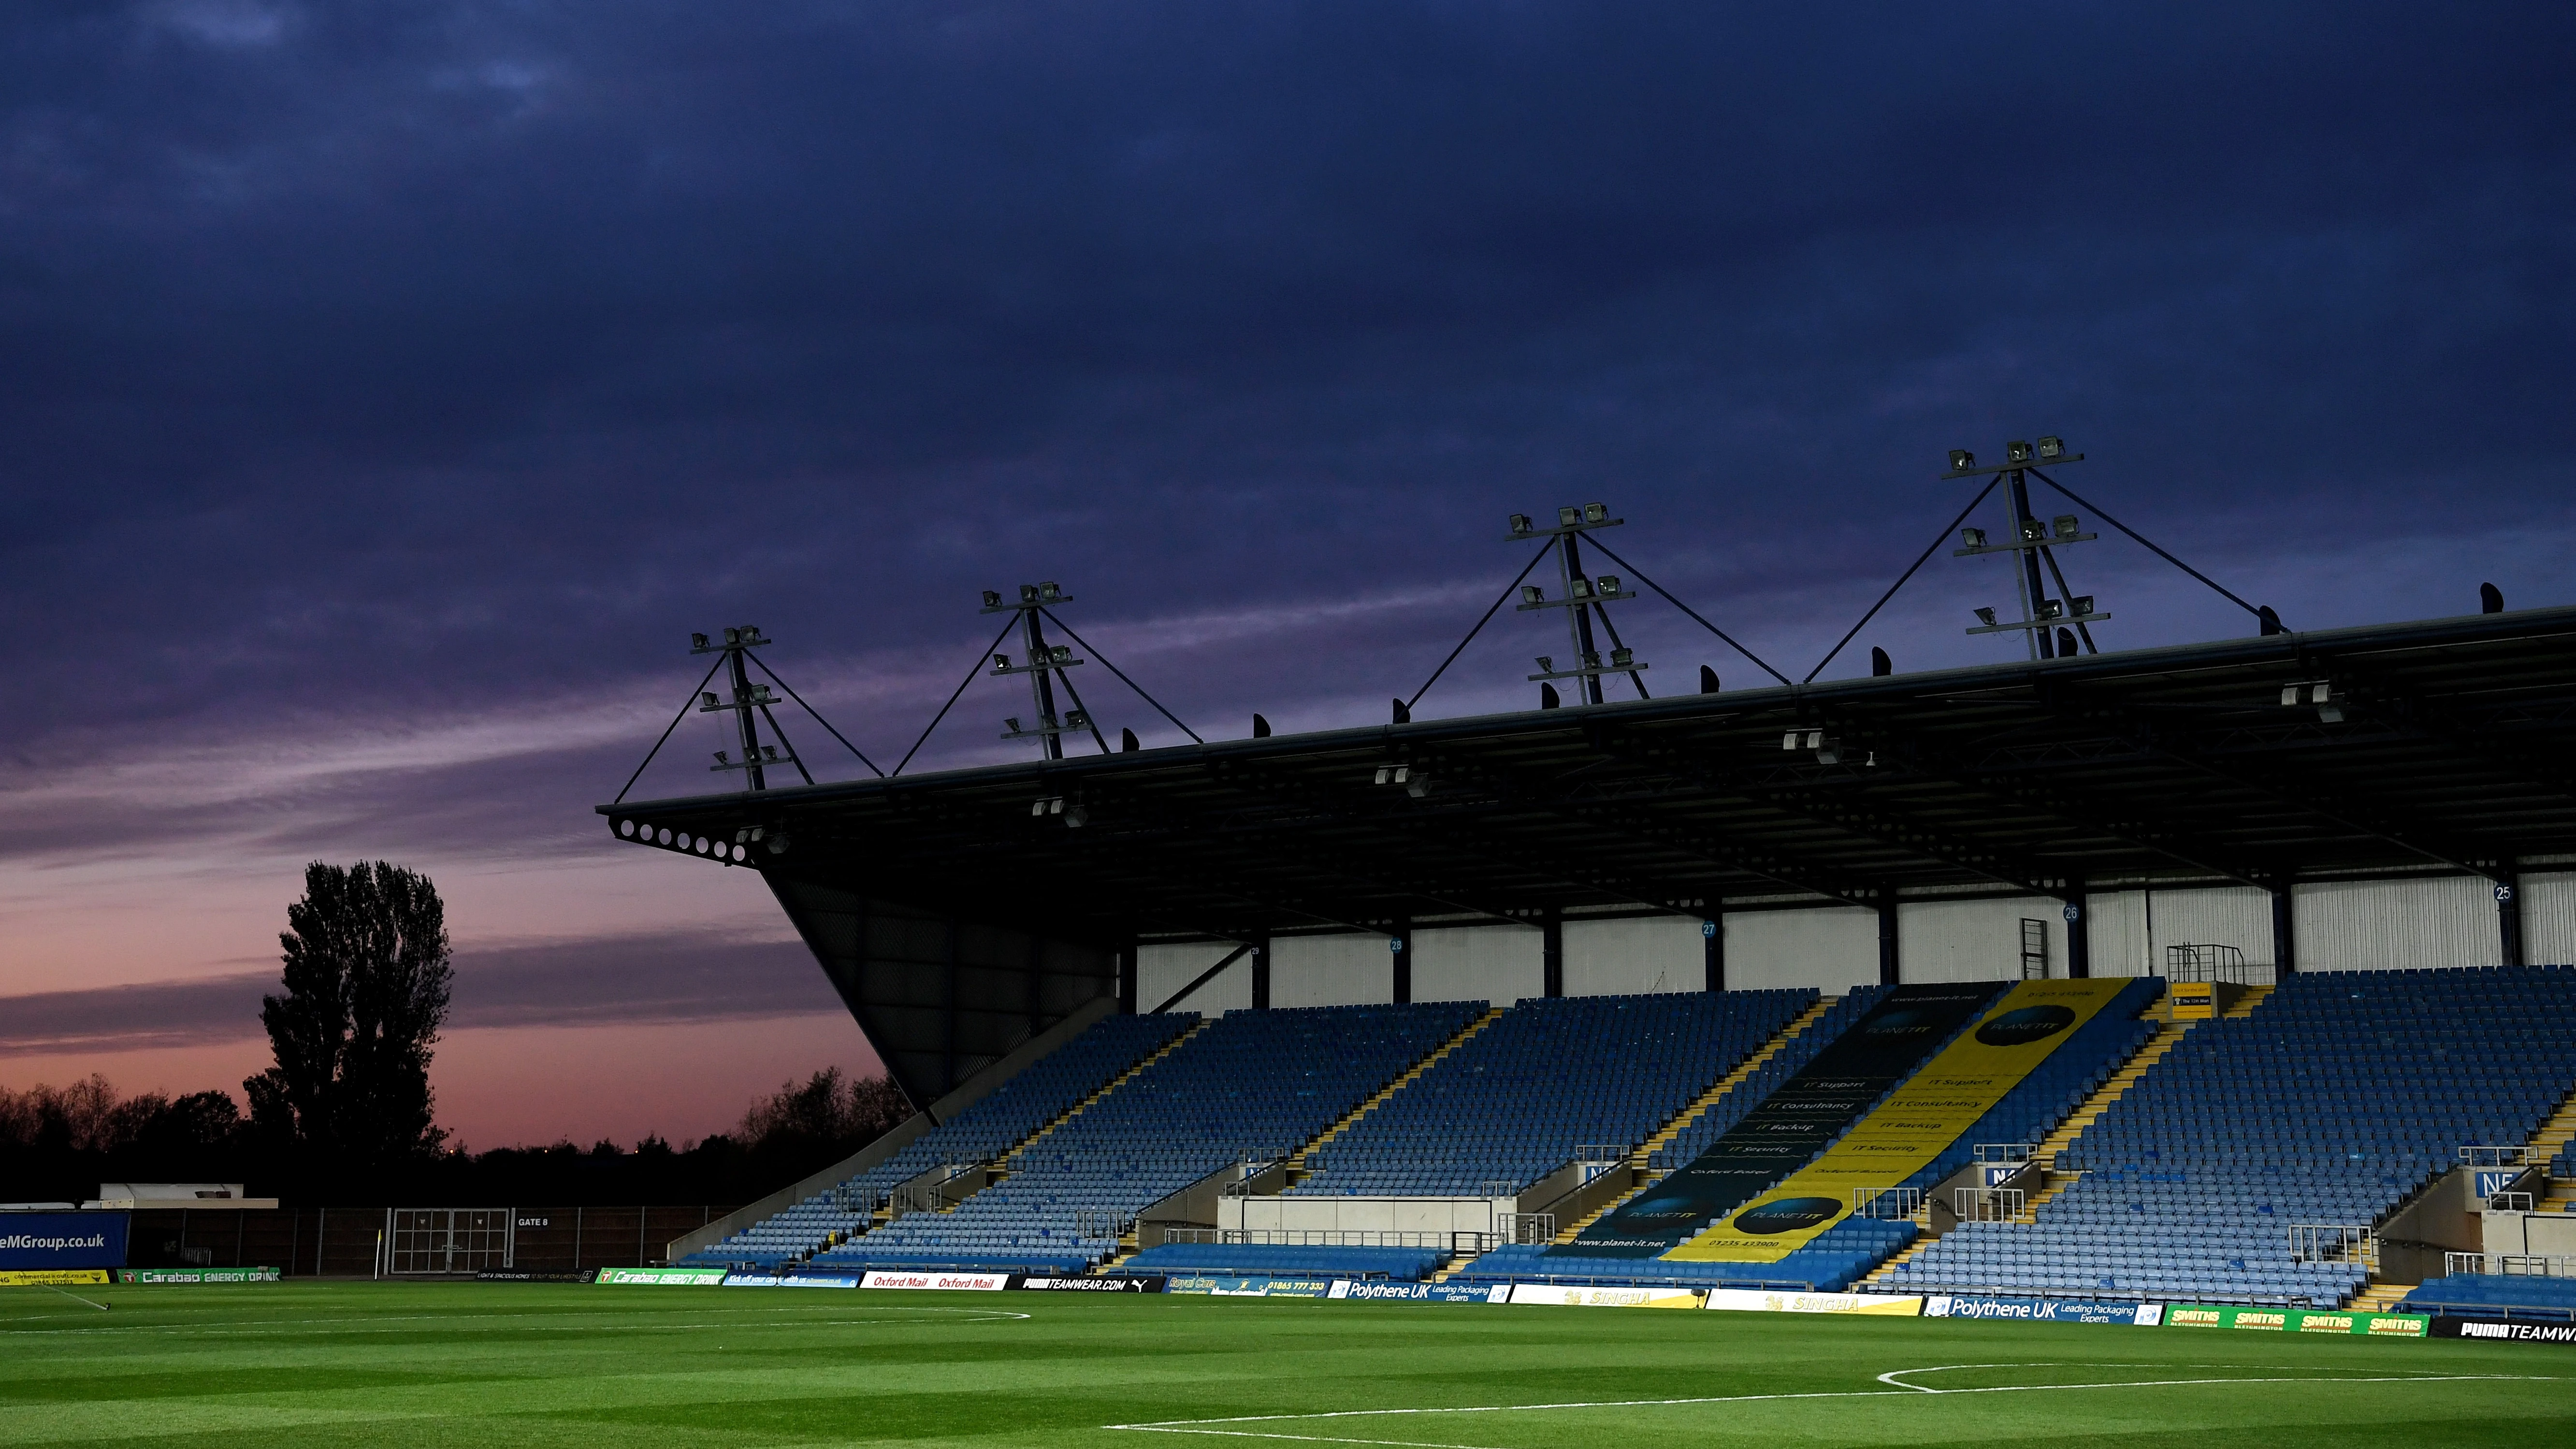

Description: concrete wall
[1221,1196,1509,1235]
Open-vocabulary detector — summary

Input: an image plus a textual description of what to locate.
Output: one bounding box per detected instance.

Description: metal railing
[1480,1179,1523,1200]
[2489,1191,2538,1212]
[1072,1208,1132,1241]
[1954,1187,2026,1222]
[2164,944,2272,985]
[2449,1252,2576,1277]
[1852,1187,1923,1220]
[1156,1228,1497,1252]
[2288,1223,2376,1269]
[2460,1145,2533,1168]
[1501,1212,1557,1246]
[1972,1143,2034,1167]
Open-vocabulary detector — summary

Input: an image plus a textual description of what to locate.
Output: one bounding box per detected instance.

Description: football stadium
[11,465,2576,1445]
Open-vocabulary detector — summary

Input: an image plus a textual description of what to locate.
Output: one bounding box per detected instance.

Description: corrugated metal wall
[1563,915,1701,996]
[2526,872,2576,965]
[1138,941,1251,1013]
[1270,933,1394,1008]
[2294,876,2502,972]
[2082,890,2150,976]
[1899,896,2063,982]
[1723,905,1879,991]
[1410,923,1543,1004]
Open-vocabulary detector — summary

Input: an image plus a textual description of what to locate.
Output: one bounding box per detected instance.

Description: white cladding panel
[2293,876,2502,972]
[1899,897,2063,982]
[1563,916,1703,997]
[2526,873,2576,966]
[1139,941,1250,1014]
[1412,924,1541,1005]
[1722,906,1880,991]
[2083,890,2152,977]
[2142,886,2276,969]
[1271,933,1395,1008]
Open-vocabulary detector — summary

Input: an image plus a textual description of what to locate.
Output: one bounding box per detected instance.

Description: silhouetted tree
[244,861,453,1169]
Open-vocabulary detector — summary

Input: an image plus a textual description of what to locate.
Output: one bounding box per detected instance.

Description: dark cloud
[1,0,2572,852]
[0,928,830,1055]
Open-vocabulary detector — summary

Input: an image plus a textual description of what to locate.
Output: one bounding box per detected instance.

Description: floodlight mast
[982,582,1106,759]
[693,625,793,789]
[1944,437,2105,660]
[1508,503,1650,703]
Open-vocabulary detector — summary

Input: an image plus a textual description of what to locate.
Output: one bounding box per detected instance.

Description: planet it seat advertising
[1554,981,2010,1259]
[1668,978,2134,1263]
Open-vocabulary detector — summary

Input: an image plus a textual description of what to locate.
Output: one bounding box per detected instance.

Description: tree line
[0,861,911,1206]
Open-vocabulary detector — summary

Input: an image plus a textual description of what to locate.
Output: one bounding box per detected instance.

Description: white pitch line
[1102,1369,2560,1438]
[0,1306,1030,1336]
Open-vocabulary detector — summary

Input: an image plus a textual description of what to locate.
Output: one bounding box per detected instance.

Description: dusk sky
[3,2,2570,1149]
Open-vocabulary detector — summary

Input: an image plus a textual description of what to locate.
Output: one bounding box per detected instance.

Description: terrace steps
[1551,994,1841,1245]
[1286,1008,1504,1185]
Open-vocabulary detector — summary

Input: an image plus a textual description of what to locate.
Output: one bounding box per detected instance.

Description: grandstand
[623,602,2576,1320]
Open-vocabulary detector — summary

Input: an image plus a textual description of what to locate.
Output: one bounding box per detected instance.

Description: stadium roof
[605,605,2576,946]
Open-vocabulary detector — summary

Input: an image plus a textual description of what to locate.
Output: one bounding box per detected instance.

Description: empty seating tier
[1886,965,2576,1306]
[682,1011,1196,1267]
[812,1000,1485,1275]
[1285,989,1816,1198]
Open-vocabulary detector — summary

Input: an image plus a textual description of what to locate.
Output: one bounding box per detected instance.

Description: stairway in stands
[1861,997,2202,1289]
[882,1019,1209,1222]
[1284,1007,1505,1188]
[2533,1089,2576,1212]
[1550,994,1839,1245]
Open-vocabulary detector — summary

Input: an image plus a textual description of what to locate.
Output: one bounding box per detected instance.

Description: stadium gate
[387,1208,515,1274]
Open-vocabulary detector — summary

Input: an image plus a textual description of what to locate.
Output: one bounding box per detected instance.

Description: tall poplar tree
[245,861,454,1166]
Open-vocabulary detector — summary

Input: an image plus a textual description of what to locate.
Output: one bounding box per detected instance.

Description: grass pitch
[1,1281,2568,1447]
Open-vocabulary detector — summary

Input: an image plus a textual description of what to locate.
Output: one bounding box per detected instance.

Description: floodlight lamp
[1816,741,1842,765]
[1581,650,1601,669]
[2020,518,2046,541]
[2038,599,2065,621]
[2053,514,2080,539]
[994,653,1011,669]
[2311,684,2332,704]
[1781,732,1801,750]
[2317,703,2344,723]
[982,589,1002,608]
[1974,606,1997,626]
[1030,799,1049,817]
[767,832,789,855]
[691,632,710,650]
[1019,584,1039,603]
[1961,527,1987,548]
[1066,709,1088,729]
[724,627,741,646]
[2007,439,2034,464]
[1050,645,1071,662]
[1509,513,1533,536]
[1064,803,1089,828]
[1374,766,1393,785]
[1582,502,1608,524]
[1404,773,1433,799]
[1804,730,1823,750]
[2069,595,2095,617]
[1610,647,1634,668]
[702,691,721,707]
[1557,505,1579,526]
[713,750,729,763]
[1535,655,1553,673]
[1949,449,1975,472]
[1040,581,1063,602]
[1005,717,1022,732]
[1521,586,1545,605]
[761,745,780,761]
[2037,435,2065,460]
[2280,685,2301,707]
[1596,575,1621,596]
[1392,765,1411,784]
[1569,577,1593,598]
